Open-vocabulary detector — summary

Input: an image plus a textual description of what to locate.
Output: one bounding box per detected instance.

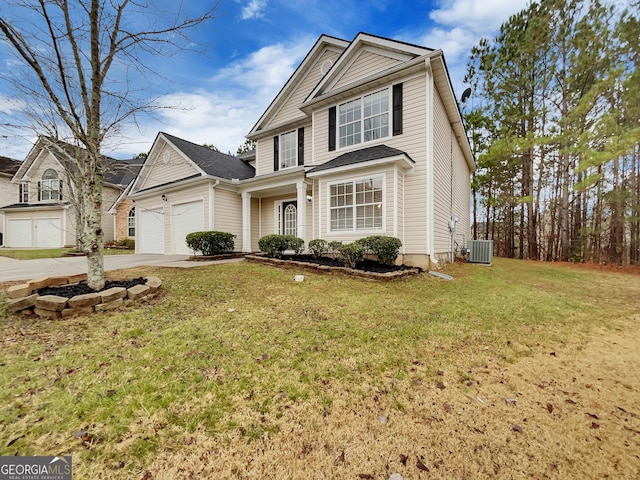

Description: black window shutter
[273,135,279,171]
[38,181,41,201]
[298,127,304,166]
[59,180,63,200]
[328,106,336,151]
[393,83,403,136]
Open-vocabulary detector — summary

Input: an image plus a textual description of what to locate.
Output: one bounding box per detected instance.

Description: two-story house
[0,136,138,248]
[0,155,22,246]
[129,33,474,268]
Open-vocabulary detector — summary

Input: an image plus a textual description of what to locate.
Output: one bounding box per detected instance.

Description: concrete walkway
[0,254,244,282]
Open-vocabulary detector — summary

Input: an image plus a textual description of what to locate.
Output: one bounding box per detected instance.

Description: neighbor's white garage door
[35,218,62,247]
[139,208,165,254]
[6,219,32,247]
[172,200,204,254]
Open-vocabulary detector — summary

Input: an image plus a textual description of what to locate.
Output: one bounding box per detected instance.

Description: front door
[282,201,297,236]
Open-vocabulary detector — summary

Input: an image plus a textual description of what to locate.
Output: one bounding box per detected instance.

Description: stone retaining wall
[245,255,420,281]
[5,274,162,318]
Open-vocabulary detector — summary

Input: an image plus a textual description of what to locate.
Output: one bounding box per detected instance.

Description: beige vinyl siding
[0,177,16,236]
[256,137,274,177]
[101,186,120,241]
[312,75,428,254]
[251,198,260,252]
[432,84,470,255]
[271,50,341,126]
[29,151,65,203]
[334,50,401,90]
[140,142,200,190]
[213,186,243,251]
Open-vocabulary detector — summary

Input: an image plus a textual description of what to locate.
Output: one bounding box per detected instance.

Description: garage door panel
[36,218,63,248]
[172,200,204,255]
[7,219,32,247]
[139,208,164,254]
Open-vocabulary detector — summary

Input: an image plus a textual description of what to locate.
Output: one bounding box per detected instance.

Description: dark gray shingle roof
[307,144,413,174]
[162,132,255,181]
[0,156,21,175]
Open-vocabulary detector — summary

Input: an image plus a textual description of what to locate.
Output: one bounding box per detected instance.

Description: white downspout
[426,58,436,267]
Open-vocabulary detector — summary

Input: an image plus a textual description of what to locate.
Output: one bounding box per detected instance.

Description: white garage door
[6,219,32,247]
[139,208,165,254]
[172,200,204,254]
[36,218,63,247]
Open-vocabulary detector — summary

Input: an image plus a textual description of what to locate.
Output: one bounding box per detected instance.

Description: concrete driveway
[0,254,243,282]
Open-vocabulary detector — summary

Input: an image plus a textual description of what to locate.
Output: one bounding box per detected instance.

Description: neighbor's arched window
[128,207,135,237]
[40,169,61,201]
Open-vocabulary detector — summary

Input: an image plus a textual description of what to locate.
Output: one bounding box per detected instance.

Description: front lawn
[1,259,638,479]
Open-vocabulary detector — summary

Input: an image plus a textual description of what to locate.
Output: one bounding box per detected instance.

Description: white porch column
[242,192,252,252]
[296,181,307,247]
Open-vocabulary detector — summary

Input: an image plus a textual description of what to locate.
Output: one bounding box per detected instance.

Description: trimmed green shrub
[358,235,402,265]
[258,234,304,258]
[308,239,328,260]
[185,231,236,256]
[339,242,365,268]
[117,237,135,249]
[328,240,343,261]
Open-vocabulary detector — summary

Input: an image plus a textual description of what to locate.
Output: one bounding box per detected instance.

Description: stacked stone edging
[5,274,162,318]
[245,254,420,281]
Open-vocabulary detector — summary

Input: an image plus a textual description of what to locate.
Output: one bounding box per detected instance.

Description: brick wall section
[115,198,135,241]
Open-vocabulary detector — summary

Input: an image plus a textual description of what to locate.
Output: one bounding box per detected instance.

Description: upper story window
[40,169,61,201]
[338,88,389,149]
[279,130,297,170]
[19,183,29,203]
[128,207,136,237]
[273,127,304,172]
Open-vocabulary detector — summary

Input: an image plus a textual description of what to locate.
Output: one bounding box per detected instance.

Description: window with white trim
[19,183,29,203]
[40,169,61,201]
[279,130,297,169]
[330,177,383,232]
[338,88,389,149]
[128,207,136,237]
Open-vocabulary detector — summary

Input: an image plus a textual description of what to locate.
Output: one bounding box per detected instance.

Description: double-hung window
[279,130,297,170]
[19,183,29,203]
[330,177,383,232]
[338,88,389,149]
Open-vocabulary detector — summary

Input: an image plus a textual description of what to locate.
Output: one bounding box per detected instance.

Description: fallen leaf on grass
[416,457,430,472]
[335,450,345,464]
[565,399,577,405]
[505,397,517,405]
[547,403,554,413]
[587,413,599,420]
[358,474,373,479]
[436,381,446,390]
[399,454,408,466]
[591,422,600,429]
[512,424,523,433]
[443,402,452,412]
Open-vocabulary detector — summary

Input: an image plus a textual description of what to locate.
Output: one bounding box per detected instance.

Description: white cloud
[241,0,268,20]
[430,0,529,32]
[108,38,315,158]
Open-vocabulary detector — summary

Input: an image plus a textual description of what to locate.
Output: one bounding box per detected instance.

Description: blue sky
[0,0,530,160]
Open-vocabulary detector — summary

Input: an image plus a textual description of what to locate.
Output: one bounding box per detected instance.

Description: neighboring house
[0,155,22,246]
[130,33,474,268]
[0,137,138,248]
[128,132,255,254]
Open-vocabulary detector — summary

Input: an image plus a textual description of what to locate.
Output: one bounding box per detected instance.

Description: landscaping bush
[185,231,236,256]
[339,242,365,268]
[116,237,135,249]
[328,240,343,261]
[308,239,328,260]
[258,234,304,258]
[358,235,402,265]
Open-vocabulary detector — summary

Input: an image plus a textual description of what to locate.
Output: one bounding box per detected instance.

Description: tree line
[464,0,639,265]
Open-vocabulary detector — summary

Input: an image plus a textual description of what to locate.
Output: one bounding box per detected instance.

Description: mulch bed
[38,277,147,298]
[279,254,422,274]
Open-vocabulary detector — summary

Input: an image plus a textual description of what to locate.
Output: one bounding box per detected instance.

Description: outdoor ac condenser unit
[467,240,493,264]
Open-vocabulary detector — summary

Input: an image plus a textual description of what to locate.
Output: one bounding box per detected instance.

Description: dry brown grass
[1,259,639,479]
